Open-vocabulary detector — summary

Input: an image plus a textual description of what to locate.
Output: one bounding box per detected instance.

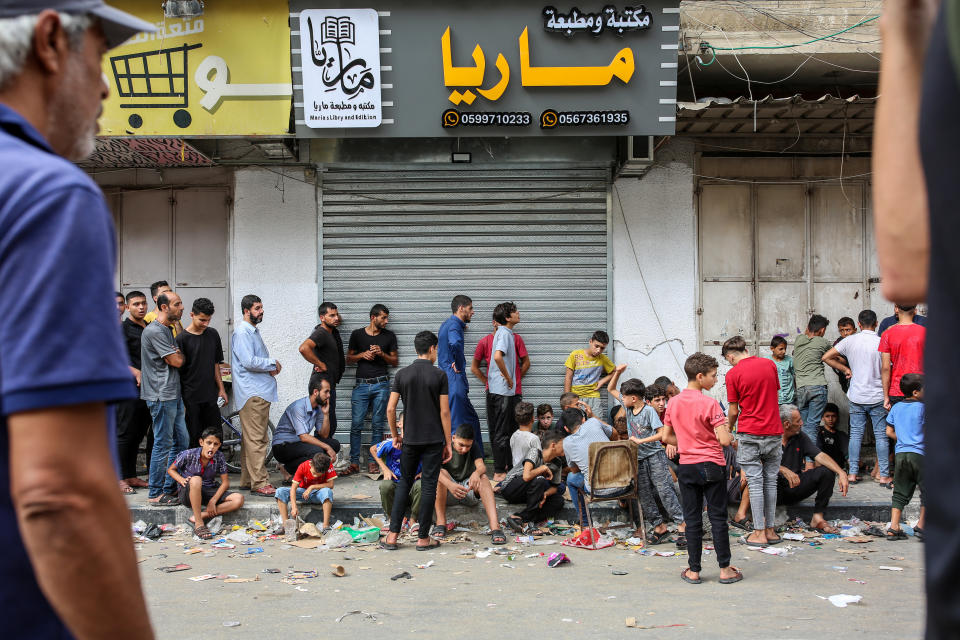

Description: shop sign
[98,0,292,136]
[290,0,679,137]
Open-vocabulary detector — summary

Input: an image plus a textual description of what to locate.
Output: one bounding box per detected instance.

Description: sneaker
[250,485,276,497]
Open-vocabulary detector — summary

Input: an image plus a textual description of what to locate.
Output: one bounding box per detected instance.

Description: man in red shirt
[879,304,926,410]
[722,336,783,547]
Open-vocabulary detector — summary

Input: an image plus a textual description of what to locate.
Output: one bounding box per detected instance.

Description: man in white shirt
[822,309,887,484]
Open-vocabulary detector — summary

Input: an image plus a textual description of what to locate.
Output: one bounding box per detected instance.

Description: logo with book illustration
[300,9,382,128]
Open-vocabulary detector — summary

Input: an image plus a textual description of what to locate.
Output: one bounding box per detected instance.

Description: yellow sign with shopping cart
[98,0,292,136]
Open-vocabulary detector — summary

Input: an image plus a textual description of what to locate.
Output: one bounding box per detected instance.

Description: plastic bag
[322,530,353,549]
[206,516,223,535]
[225,530,256,545]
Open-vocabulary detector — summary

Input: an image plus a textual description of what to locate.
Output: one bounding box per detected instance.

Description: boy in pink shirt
[661,353,742,585]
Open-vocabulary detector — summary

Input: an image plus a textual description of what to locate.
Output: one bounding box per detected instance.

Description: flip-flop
[864,525,887,537]
[680,568,702,584]
[738,536,767,548]
[429,525,446,540]
[194,525,212,540]
[675,534,687,550]
[806,525,838,535]
[719,567,744,584]
[648,530,671,545]
[379,540,399,551]
[879,482,894,489]
[416,540,441,551]
[728,517,751,531]
[120,484,136,495]
[506,515,525,533]
[766,535,783,545]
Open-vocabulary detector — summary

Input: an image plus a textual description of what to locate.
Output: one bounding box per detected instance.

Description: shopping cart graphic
[110,43,203,129]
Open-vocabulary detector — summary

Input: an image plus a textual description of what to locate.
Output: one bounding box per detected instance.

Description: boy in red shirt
[661,353,741,585]
[275,452,337,531]
[879,304,926,409]
[723,335,783,547]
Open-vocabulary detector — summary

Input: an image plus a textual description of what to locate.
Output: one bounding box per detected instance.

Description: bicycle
[219,410,276,475]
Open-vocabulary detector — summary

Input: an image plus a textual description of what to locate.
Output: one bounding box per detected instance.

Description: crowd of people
[118,290,926,576]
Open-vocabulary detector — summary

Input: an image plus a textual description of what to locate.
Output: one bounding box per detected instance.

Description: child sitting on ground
[611,415,628,441]
[660,353,741,585]
[275,452,336,532]
[167,428,245,539]
[817,403,849,470]
[501,430,566,532]
[885,373,926,541]
[608,366,687,546]
[510,402,541,467]
[434,424,507,545]
[536,403,554,432]
[370,413,422,531]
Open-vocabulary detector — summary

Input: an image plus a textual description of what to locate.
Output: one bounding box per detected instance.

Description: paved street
[138,522,924,639]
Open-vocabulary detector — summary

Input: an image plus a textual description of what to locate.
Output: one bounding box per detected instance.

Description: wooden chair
[584,440,645,549]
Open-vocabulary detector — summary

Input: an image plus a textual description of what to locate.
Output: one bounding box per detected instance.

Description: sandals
[719,567,744,584]
[340,464,360,477]
[158,494,179,506]
[429,525,447,540]
[506,515,525,533]
[728,517,751,531]
[648,530,671,545]
[194,525,213,540]
[490,529,507,545]
[886,528,908,541]
[416,540,441,551]
[879,482,894,490]
[675,534,687,549]
[680,568,702,584]
[379,537,399,551]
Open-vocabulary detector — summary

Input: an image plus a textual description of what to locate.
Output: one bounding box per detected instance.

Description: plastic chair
[584,440,645,549]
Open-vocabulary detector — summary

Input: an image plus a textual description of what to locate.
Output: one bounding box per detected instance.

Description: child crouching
[275,452,336,532]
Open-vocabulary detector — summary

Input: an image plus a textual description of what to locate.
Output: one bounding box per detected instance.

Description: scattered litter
[331,564,346,577]
[612,570,629,576]
[562,528,614,550]
[416,561,434,569]
[295,586,309,592]
[818,594,862,608]
[878,566,904,571]
[322,530,354,549]
[342,526,380,544]
[359,566,371,570]
[183,548,204,555]
[759,547,788,557]
[225,530,256,545]
[516,536,535,544]
[157,564,191,573]
[287,570,319,579]
[189,574,217,581]
[889,556,905,561]
[532,539,557,546]
[844,536,874,544]
[848,579,867,584]
[475,550,492,559]
[525,552,545,558]
[336,610,379,623]
[289,539,324,549]
[262,568,281,574]
[223,576,260,583]
[782,533,805,541]
[626,619,687,629]
[832,566,848,573]
[836,548,875,555]
[206,516,223,535]
[391,571,412,581]
[244,547,263,555]
[500,563,516,569]
[547,552,571,568]
[211,540,236,550]
[625,537,644,546]
[222,621,241,628]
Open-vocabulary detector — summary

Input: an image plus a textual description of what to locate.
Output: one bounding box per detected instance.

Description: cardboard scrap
[223,576,260,583]
[843,536,874,544]
[289,538,324,549]
[350,494,372,500]
[298,523,322,538]
[836,548,875,554]
[363,516,385,529]
[626,618,687,629]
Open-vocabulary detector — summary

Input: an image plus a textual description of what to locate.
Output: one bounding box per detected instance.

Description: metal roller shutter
[320,164,610,448]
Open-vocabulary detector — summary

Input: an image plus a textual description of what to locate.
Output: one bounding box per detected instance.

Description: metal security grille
[320,164,610,448]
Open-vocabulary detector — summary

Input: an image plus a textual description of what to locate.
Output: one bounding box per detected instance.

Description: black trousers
[488,392,519,473]
[677,462,732,573]
[272,438,342,475]
[184,400,222,446]
[390,442,443,539]
[777,466,834,512]
[501,475,564,523]
[116,398,152,480]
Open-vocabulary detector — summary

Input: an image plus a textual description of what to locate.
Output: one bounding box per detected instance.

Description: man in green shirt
[792,315,832,467]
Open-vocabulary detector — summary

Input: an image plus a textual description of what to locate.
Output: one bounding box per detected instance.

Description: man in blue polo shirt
[0,2,155,638]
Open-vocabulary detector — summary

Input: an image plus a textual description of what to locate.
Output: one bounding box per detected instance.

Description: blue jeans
[146,398,189,498]
[566,472,590,526]
[848,401,889,477]
[797,385,828,461]
[350,380,389,463]
[275,486,333,505]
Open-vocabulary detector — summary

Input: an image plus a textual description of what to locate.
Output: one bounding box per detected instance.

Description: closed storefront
[320,164,610,440]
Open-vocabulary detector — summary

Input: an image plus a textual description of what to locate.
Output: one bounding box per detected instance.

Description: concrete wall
[231,167,318,421]
[611,138,697,390]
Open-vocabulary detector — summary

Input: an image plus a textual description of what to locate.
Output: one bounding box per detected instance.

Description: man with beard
[232,294,281,497]
[0,5,155,636]
[299,302,346,458]
[438,295,483,450]
[141,291,188,504]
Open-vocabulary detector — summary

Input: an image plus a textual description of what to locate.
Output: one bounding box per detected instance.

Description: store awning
[675,94,876,137]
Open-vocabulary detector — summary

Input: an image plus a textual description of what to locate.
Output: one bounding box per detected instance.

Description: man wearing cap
[0,2,155,638]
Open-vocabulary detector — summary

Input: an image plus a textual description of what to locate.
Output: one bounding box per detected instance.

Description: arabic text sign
[299,9,382,128]
[290,0,679,137]
[99,0,292,136]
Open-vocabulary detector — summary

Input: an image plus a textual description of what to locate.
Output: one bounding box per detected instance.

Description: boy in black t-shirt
[434,424,506,545]
[175,298,227,445]
[816,403,849,471]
